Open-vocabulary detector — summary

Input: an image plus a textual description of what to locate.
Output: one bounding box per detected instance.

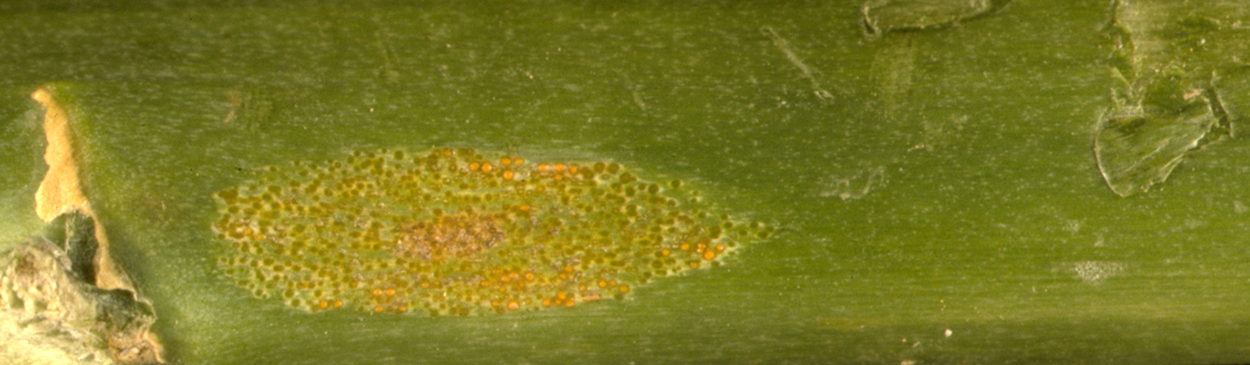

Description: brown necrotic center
[394,212,505,262]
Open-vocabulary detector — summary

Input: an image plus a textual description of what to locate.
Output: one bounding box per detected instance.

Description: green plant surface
[3,1,1250,364]
[0,95,46,245]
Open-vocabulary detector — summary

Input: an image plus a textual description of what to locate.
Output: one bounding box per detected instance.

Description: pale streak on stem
[762,26,835,101]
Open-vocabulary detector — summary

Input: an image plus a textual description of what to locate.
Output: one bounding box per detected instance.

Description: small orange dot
[579,284,587,292]
[508,301,519,310]
[598,280,608,288]
[519,205,530,211]
[661,249,670,256]
[569,165,578,174]
[557,291,567,300]
[482,163,492,173]
[386,288,396,296]
[538,163,549,172]
[716,244,725,252]
[470,162,480,171]
[374,306,384,313]
[372,288,382,296]
[481,281,490,287]
[554,163,566,172]
[703,250,716,260]
[690,262,700,269]
[504,171,514,180]
[491,300,500,308]
[319,300,329,309]
[565,300,575,307]
[334,300,343,308]
[525,272,535,281]
[542,298,552,307]
[619,285,629,293]
[501,157,512,166]
[397,306,407,313]
[514,157,524,165]
[680,243,690,251]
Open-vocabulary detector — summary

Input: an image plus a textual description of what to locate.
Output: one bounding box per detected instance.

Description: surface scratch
[762,26,836,101]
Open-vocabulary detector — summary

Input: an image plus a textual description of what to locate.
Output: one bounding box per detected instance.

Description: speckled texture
[213,148,771,316]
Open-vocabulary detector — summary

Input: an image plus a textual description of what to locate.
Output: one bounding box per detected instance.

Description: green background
[3,1,1250,364]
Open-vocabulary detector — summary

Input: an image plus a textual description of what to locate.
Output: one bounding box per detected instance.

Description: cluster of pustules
[213,148,772,316]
